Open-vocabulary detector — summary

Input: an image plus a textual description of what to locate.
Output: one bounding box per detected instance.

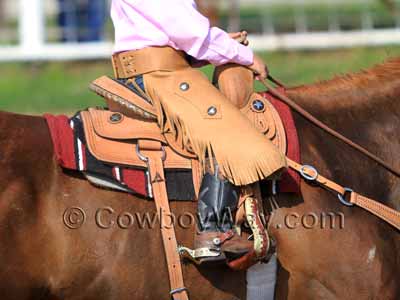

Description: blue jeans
[58,0,106,42]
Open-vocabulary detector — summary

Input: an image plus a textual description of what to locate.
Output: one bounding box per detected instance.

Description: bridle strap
[287,158,400,231]
[260,77,400,178]
[137,140,189,300]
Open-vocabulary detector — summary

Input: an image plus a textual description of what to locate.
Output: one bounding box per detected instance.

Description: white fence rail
[2,30,400,62]
[1,0,400,61]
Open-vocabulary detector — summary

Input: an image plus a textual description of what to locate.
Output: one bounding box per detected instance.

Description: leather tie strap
[137,140,189,300]
[287,158,400,231]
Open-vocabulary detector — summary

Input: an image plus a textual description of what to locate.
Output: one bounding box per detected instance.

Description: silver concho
[252,99,265,112]
[213,238,221,246]
[109,113,123,124]
[207,106,217,116]
[180,82,190,91]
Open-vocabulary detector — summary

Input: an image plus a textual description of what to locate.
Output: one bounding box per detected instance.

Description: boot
[194,168,253,262]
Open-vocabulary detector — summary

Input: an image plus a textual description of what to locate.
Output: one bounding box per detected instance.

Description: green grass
[1,46,400,114]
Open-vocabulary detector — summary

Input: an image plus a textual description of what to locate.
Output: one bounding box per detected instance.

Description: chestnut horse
[0,112,246,299]
[0,58,400,300]
[271,59,400,299]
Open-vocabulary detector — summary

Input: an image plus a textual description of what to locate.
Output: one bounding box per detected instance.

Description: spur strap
[137,140,189,300]
[287,158,400,231]
[260,77,400,178]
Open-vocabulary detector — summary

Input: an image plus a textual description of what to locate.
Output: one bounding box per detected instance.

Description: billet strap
[137,140,189,300]
[287,158,400,231]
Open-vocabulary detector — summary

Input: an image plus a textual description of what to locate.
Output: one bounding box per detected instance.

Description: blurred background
[1,0,400,114]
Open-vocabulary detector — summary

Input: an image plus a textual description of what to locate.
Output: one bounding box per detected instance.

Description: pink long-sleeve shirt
[111,0,254,66]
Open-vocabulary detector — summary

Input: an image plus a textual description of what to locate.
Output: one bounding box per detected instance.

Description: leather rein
[261,76,400,178]
[260,76,400,231]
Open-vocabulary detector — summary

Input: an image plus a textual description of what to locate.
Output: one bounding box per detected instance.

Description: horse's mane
[289,58,400,105]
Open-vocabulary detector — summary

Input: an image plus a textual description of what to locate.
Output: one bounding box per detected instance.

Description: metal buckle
[338,188,354,207]
[136,143,167,162]
[170,287,188,297]
[300,165,319,181]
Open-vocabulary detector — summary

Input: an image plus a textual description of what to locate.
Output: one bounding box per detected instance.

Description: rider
[110,0,287,261]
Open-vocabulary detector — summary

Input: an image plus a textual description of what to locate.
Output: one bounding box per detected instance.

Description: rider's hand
[229,31,249,46]
[249,54,269,80]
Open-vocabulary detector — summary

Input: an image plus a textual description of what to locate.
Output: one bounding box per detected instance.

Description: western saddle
[80,73,288,300]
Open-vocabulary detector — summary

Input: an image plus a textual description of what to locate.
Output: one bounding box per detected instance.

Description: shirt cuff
[231,43,254,66]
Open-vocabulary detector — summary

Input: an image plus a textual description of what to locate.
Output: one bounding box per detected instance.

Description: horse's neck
[287,75,400,117]
[286,78,400,209]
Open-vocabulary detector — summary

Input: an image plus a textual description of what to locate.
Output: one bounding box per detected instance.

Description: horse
[271,59,400,299]
[0,113,246,299]
[0,58,400,300]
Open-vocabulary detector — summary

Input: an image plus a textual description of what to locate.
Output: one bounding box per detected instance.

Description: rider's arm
[119,0,254,67]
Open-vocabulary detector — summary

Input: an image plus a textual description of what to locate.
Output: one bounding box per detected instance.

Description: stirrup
[178,246,222,264]
[181,231,238,263]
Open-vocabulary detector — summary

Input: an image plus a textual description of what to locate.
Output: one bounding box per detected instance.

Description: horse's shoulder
[0,110,45,129]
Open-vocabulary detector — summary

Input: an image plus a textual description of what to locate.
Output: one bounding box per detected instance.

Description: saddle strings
[260,76,400,178]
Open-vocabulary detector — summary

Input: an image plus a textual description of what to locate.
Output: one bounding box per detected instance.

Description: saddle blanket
[44,91,300,201]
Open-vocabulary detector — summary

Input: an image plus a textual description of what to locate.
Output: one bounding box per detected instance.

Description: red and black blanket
[44,91,300,201]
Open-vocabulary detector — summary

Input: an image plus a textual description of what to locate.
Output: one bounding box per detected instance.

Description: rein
[260,76,400,231]
[287,158,400,230]
[260,77,400,178]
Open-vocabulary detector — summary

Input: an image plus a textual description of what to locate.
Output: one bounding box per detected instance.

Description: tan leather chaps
[112,47,287,186]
